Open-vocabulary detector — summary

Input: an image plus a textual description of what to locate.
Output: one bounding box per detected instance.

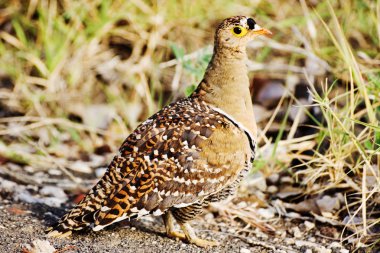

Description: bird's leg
[179,222,219,248]
[163,211,186,240]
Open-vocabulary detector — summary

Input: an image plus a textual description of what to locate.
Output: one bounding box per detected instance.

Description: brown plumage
[47,16,271,247]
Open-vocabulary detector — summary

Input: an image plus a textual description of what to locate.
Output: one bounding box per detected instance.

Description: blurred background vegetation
[0,0,379,250]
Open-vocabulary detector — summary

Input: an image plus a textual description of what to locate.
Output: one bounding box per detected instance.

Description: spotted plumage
[47,16,271,247]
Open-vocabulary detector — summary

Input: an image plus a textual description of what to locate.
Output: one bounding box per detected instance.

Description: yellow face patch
[231,26,248,37]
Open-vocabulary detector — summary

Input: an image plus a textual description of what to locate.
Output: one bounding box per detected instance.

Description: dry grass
[0,0,379,250]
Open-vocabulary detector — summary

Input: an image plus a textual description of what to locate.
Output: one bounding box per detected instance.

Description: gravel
[0,200,273,253]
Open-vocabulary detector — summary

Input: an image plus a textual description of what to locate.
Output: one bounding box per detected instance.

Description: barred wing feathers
[47,97,252,237]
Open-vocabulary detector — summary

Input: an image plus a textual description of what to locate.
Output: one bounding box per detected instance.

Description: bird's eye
[231,26,248,37]
[234,27,242,34]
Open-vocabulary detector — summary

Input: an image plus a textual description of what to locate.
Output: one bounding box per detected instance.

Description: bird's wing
[47,97,252,236]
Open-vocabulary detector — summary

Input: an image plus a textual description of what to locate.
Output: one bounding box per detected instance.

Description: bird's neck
[191,49,257,137]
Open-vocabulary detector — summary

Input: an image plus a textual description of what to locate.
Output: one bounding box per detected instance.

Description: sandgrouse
[47,16,271,247]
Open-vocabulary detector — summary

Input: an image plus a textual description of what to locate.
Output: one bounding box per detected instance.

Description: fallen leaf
[6,206,29,215]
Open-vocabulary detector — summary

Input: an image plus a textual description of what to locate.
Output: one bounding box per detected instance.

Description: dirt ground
[0,198,352,253]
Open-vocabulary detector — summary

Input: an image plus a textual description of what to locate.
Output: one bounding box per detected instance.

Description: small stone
[70,160,93,174]
[340,249,349,253]
[240,248,250,253]
[280,176,293,184]
[48,169,62,176]
[291,227,302,238]
[24,239,55,253]
[24,166,35,173]
[42,197,67,207]
[287,212,301,218]
[236,201,248,209]
[0,178,17,191]
[316,195,340,213]
[244,171,267,191]
[257,207,275,219]
[227,228,235,233]
[267,173,280,184]
[285,238,295,245]
[40,186,67,199]
[304,221,315,231]
[329,242,342,248]
[204,212,214,221]
[308,237,316,242]
[95,167,107,178]
[305,250,312,253]
[277,230,287,238]
[8,163,22,171]
[267,185,278,193]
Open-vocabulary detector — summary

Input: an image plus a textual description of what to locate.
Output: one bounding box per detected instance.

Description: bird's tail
[46,156,124,237]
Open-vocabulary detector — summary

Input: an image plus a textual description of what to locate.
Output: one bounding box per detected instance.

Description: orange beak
[253,28,273,37]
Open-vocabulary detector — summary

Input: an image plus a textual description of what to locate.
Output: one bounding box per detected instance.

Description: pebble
[316,195,340,212]
[95,167,108,178]
[287,212,301,218]
[70,161,93,174]
[40,185,67,199]
[248,171,267,191]
[25,239,55,253]
[240,248,250,253]
[236,201,248,209]
[277,230,287,238]
[257,207,275,219]
[41,197,67,207]
[280,176,293,184]
[204,212,214,221]
[24,166,35,173]
[7,163,22,171]
[291,227,302,238]
[285,238,295,245]
[267,173,280,184]
[48,169,62,176]
[304,221,315,231]
[0,178,17,191]
[329,242,342,248]
[267,185,278,193]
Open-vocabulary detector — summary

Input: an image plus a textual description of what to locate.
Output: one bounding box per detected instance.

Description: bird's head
[214,16,272,51]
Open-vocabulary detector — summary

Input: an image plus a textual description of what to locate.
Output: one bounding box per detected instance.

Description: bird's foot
[166,230,187,240]
[163,211,219,248]
[180,222,219,248]
[163,211,186,240]
[186,237,220,248]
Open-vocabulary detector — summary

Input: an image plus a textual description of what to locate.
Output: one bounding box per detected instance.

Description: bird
[47,15,272,247]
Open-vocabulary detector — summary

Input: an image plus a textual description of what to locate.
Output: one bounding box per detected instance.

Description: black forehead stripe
[247,18,256,30]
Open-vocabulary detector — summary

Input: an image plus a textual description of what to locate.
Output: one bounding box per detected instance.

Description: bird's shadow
[28,202,70,227]
[27,201,166,238]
